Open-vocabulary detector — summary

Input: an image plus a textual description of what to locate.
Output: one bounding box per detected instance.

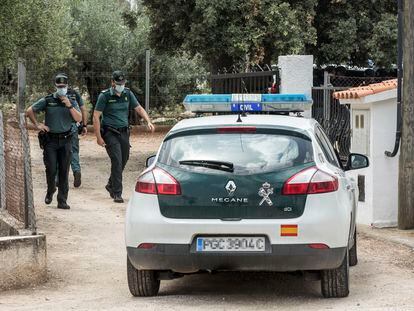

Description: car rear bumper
[127,244,346,273]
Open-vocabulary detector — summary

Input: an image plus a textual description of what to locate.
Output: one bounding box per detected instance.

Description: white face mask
[115,84,125,93]
[56,86,68,96]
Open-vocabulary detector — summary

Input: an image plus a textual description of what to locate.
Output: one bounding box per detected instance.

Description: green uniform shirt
[32,92,79,133]
[95,87,140,129]
[67,89,84,108]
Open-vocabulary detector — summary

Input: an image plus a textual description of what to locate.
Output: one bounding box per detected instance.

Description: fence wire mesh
[312,73,396,161]
[0,111,36,233]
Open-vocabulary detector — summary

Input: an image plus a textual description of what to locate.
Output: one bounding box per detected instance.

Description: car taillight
[135,167,181,195]
[282,166,338,195]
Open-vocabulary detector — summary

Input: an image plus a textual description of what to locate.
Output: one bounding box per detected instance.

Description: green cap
[112,70,126,84]
[55,73,68,85]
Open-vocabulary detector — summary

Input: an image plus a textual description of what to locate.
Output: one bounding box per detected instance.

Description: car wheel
[349,228,358,267]
[127,256,160,297]
[321,249,349,298]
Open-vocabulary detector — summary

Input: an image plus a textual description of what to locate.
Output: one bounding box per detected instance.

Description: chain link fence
[328,74,396,88]
[312,73,397,161]
[0,68,36,234]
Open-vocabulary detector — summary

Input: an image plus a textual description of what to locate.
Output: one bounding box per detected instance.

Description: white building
[334,80,398,227]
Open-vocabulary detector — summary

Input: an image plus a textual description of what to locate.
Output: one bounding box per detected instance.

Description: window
[315,126,340,168]
[158,132,314,175]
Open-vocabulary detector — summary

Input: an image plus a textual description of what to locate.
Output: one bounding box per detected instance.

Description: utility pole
[398,0,414,229]
[145,49,150,112]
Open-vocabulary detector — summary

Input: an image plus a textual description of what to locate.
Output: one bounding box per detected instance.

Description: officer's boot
[57,201,70,209]
[45,188,56,205]
[113,194,124,203]
[74,171,81,188]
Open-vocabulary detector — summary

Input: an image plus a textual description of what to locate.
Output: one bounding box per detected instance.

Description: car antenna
[237,110,242,122]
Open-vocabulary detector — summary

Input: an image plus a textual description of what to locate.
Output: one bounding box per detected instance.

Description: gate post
[323,71,331,120]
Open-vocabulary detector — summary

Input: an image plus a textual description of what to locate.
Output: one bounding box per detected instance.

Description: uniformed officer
[26,73,82,209]
[54,74,88,188]
[67,84,88,187]
[93,70,155,203]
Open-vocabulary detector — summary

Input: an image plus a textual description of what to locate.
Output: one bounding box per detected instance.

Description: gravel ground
[1,132,414,310]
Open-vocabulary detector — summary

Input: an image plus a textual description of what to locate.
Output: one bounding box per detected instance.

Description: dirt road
[1,132,414,310]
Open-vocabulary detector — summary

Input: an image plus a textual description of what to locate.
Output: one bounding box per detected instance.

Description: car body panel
[125,114,357,273]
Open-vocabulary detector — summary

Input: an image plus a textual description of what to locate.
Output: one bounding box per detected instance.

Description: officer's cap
[112,70,126,84]
[55,73,68,85]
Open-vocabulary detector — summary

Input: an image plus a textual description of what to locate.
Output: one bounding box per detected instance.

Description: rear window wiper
[179,160,234,173]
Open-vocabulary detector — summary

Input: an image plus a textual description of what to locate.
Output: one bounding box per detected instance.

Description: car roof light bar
[183,93,312,114]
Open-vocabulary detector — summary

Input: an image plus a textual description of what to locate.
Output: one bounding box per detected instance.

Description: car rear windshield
[158,131,314,174]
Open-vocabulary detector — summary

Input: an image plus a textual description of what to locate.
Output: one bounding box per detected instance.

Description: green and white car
[125,94,368,298]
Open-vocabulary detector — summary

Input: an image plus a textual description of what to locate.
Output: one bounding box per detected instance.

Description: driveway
[1,132,414,310]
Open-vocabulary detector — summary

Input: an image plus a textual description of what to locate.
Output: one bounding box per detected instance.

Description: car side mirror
[346,153,369,171]
[146,155,156,168]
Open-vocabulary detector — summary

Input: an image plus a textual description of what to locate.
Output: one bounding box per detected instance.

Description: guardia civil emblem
[258,182,273,206]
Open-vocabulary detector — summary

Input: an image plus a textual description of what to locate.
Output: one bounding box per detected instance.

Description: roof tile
[333,79,397,99]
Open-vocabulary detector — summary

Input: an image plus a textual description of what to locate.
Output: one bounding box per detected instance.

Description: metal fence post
[19,113,36,233]
[145,49,150,112]
[0,111,5,211]
[323,71,330,121]
[17,58,26,116]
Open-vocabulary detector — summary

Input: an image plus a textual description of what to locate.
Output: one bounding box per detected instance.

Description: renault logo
[225,180,237,196]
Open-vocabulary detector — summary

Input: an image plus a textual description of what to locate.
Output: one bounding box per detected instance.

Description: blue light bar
[183,93,312,114]
[262,94,307,102]
[184,94,232,103]
[184,94,309,103]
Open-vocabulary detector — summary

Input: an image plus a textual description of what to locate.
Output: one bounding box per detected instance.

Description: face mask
[115,84,125,93]
[56,86,67,96]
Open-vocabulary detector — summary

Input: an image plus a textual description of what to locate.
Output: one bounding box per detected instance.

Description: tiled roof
[333,79,397,99]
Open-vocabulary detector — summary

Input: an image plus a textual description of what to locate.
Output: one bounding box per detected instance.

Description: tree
[143,0,317,73]
[63,0,205,113]
[0,0,72,96]
[367,13,397,69]
[312,0,397,68]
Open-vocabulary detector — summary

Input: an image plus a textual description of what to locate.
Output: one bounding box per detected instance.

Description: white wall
[370,100,398,227]
[278,55,313,100]
[347,96,398,227]
[348,105,373,226]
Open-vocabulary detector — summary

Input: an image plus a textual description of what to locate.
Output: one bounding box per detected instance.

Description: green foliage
[313,0,397,67]
[1,0,398,114]
[0,0,72,88]
[143,0,318,72]
[367,13,397,68]
[144,0,397,70]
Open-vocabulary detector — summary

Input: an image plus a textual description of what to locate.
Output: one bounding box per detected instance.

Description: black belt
[103,126,129,134]
[48,131,72,139]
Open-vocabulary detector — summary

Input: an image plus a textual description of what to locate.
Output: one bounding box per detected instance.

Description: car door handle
[346,185,355,191]
[346,185,351,190]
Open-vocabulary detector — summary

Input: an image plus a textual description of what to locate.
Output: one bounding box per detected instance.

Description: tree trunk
[398,0,414,229]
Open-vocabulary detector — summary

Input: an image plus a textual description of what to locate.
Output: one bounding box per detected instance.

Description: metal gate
[210,70,279,94]
[312,72,396,161]
[312,85,350,161]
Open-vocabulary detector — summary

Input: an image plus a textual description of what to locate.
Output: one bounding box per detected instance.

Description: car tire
[127,256,160,297]
[349,228,358,267]
[321,249,349,298]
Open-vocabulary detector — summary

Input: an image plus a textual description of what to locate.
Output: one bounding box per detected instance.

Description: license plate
[231,103,262,112]
[196,237,266,252]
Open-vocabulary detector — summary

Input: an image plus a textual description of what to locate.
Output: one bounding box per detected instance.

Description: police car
[125,94,368,298]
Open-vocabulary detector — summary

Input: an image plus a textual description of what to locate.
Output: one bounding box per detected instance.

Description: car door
[314,125,357,240]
